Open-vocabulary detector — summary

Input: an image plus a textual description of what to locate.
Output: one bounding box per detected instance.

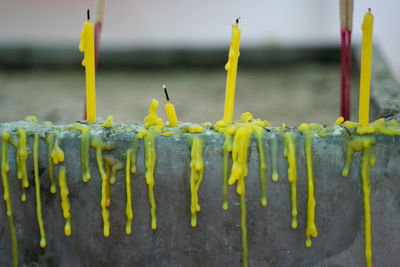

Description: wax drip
[58,166,71,236]
[74,124,91,182]
[283,132,298,229]
[91,138,114,237]
[189,136,205,227]
[342,136,376,267]
[33,134,46,248]
[2,132,18,267]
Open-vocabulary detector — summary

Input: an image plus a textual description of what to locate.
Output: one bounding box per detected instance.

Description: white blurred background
[0,0,399,80]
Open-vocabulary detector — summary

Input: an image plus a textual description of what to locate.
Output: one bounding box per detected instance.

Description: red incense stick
[339,0,353,121]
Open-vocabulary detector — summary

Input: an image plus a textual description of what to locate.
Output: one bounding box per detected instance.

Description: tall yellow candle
[223,19,241,122]
[359,9,374,127]
[163,85,178,127]
[79,9,97,123]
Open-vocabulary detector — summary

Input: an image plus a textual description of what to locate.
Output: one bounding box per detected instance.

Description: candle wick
[87,9,90,20]
[163,85,170,101]
[236,17,241,26]
[368,8,371,13]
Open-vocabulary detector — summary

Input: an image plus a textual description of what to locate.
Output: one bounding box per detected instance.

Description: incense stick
[339,0,353,121]
[94,0,106,68]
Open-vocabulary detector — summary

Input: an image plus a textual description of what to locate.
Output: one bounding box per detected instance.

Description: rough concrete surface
[0,122,399,267]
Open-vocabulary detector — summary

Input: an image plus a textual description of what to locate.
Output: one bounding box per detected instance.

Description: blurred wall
[0,0,399,80]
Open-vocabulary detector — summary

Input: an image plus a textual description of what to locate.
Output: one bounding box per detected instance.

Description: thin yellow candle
[223,18,241,122]
[359,9,374,127]
[163,85,178,127]
[79,9,97,123]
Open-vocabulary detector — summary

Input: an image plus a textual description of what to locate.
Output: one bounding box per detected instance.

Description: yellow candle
[163,85,178,127]
[223,19,241,122]
[79,9,97,123]
[359,9,374,127]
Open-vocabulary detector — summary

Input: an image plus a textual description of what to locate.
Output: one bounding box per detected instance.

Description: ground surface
[0,63,359,126]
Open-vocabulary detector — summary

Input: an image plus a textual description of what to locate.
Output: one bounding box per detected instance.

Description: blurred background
[0,0,399,125]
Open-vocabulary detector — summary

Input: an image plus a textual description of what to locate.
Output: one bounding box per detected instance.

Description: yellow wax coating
[283,133,298,229]
[270,135,279,182]
[299,123,321,247]
[143,133,157,230]
[359,10,374,127]
[165,100,178,127]
[25,115,38,123]
[161,132,171,137]
[11,128,29,202]
[335,116,345,125]
[101,115,114,128]
[240,190,248,267]
[185,125,204,134]
[342,137,375,267]
[33,134,46,248]
[139,99,164,230]
[125,149,133,234]
[79,17,96,123]
[2,132,19,267]
[129,137,139,174]
[216,112,269,267]
[91,138,114,237]
[58,166,71,236]
[189,137,204,227]
[16,128,28,188]
[222,133,233,210]
[104,155,123,185]
[223,23,241,122]
[229,126,253,267]
[255,128,267,206]
[45,132,57,194]
[51,140,65,165]
[144,99,164,130]
[74,124,91,182]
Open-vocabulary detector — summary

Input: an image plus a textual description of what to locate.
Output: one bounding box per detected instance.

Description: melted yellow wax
[25,115,38,123]
[283,133,298,229]
[255,128,267,206]
[215,112,269,267]
[342,137,376,267]
[222,132,233,210]
[299,123,325,247]
[138,99,164,230]
[45,132,57,194]
[189,136,204,227]
[270,135,279,182]
[2,132,18,267]
[101,115,114,128]
[91,138,114,237]
[125,149,133,234]
[125,137,139,234]
[33,134,46,248]
[74,124,91,182]
[58,166,71,236]
[10,128,29,202]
